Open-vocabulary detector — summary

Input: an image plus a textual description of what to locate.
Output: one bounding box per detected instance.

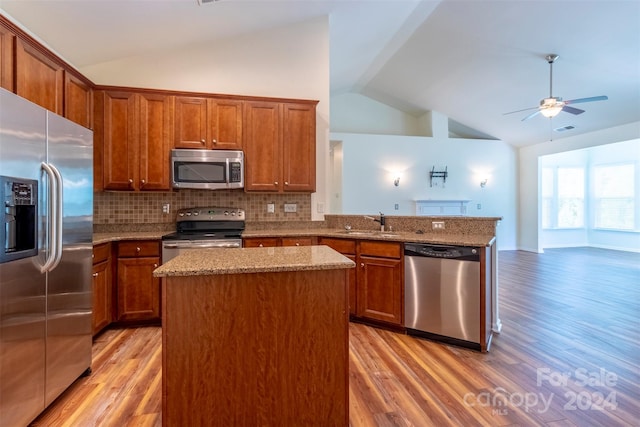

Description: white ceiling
[1,0,638,147]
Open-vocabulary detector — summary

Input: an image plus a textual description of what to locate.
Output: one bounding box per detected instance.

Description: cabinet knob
[295,243,300,246]
[92,272,99,277]
[201,139,205,144]
[136,247,141,253]
[274,181,278,185]
[128,179,133,186]
[285,182,289,186]
[154,264,158,268]
[259,244,264,247]
[212,139,217,144]
[360,263,364,267]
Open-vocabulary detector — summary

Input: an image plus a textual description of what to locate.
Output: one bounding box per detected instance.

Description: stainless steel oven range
[161,207,245,263]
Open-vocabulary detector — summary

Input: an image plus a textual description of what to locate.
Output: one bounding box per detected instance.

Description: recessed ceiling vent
[554,125,576,132]
[197,0,218,5]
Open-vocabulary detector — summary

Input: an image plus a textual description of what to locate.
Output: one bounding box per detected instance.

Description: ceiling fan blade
[521,110,541,121]
[562,105,585,115]
[565,95,608,105]
[503,106,538,115]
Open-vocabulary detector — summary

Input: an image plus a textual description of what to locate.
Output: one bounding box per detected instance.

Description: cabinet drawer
[118,241,160,257]
[281,237,314,247]
[318,237,356,255]
[243,237,279,248]
[93,243,111,265]
[359,241,401,259]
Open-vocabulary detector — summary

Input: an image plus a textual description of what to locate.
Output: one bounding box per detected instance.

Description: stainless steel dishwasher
[404,243,481,350]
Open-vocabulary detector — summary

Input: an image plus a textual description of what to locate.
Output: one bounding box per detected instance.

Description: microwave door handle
[226,159,230,184]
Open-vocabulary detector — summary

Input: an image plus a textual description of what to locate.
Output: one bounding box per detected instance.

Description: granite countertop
[153,245,355,277]
[94,228,495,247]
[93,231,172,245]
[242,229,496,247]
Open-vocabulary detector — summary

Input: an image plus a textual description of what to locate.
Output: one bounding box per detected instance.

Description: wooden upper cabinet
[15,38,64,115]
[244,100,317,193]
[282,103,316,192]
[138,93,173,190]
[0,23,15,91]
[100,91,138,191]
[98,90,174,191]
[174,96,207,149]
[64,73,93,129]
[243,101,282,191]
[174,96,243,150]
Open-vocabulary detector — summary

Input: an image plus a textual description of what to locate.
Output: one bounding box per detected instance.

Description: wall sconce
[480,178,488,188]
[393,176,400,187]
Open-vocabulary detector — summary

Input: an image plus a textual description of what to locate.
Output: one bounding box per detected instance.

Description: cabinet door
[92,259,112,335]
[117,257,160,322]
[174,96,208,149]
[345,254,357,316]
[357,256,403,325]
[64,73,93,129]
[243,101,281,191]
[139,93,173,190]
[102,91,139,190]
[0,24,15,91]
[209,99,243,150]
[15,39,64,115]
[282,103,316,192]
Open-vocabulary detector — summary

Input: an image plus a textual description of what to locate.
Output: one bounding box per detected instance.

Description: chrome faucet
[364,212,385,232]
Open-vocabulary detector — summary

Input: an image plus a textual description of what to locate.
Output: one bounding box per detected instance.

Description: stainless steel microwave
[171,149,244,190]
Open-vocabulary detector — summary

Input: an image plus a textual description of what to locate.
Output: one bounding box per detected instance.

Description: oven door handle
[163,242,241,249]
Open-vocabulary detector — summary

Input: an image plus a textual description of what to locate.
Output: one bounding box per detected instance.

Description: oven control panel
[176,207,245,221]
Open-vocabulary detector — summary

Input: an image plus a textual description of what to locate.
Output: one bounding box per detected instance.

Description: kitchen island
[153,245,354,426]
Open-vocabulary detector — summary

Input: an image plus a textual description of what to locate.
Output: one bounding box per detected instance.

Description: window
[541,167,585,229]
[593,164,635,230]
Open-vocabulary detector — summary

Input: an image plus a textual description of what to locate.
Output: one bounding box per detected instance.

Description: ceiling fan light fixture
[540,105,563,118]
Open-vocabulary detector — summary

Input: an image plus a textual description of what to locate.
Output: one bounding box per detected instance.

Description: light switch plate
[432,221,445,230]
[267,203,275,213]
[284,203,297,213]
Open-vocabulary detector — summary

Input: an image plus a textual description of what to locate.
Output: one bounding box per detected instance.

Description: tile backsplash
[94,190,311,228]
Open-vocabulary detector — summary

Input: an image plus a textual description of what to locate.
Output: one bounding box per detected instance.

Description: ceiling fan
[504,54,608,121]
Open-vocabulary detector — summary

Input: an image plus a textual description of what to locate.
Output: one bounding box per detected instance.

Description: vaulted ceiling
[1,0,638,147]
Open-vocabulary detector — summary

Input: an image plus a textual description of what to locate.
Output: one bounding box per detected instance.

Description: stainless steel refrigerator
[0,88,93,427]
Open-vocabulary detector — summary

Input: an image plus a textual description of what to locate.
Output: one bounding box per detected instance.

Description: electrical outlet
[432,221,445,230]
[394,203,399,210]
[477,203,482,210]
[162,203,170,214]
[284,203,297,213]
[267,203,275,213]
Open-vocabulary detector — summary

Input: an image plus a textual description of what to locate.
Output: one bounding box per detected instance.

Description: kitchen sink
[341,230,400,238]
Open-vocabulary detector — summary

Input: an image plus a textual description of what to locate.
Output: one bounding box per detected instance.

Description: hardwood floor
[31,247,640,426]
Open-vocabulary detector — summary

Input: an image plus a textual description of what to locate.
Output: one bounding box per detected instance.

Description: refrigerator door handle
[49,163,64,270]
[40,162,58,273]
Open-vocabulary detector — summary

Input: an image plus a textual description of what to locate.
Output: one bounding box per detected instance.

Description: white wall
[329,92,517,250]
[519,122,640,252]
[80,17,331,220]
[329,132,517,249]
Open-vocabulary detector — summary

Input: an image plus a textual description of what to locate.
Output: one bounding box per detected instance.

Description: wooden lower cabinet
[358,255,403,325]
[116,241,161,322]
[92,243,113,336]
[319,237,403,326]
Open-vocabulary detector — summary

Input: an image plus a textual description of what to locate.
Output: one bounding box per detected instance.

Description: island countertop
[153,245,355,277]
